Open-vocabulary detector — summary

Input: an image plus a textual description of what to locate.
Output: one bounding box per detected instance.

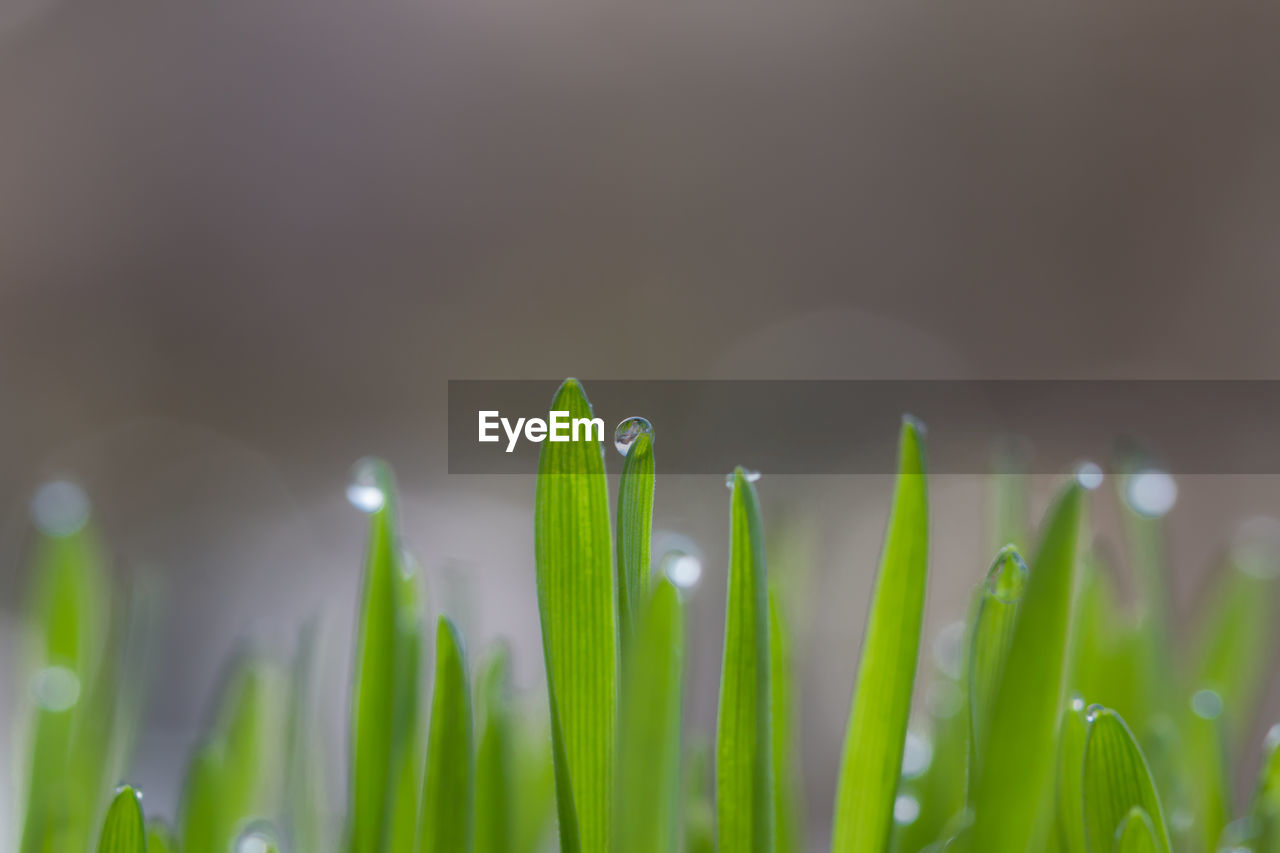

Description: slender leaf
[770,589,802,853]
[418,616,474,853]
[145,820,175,853]
[1189,549,1277,741]
[616,429,654,662]
[1184,690,1230,852]
[969,482,1083,851]
[178,742,226,853]
[684,738,716,853]
[20,521,113,853]
[389,561,426,853]
[97,787,146,853]
[618,579,684,853]
[476,646,514,853]
[832,418,928,853]
[717,466,775,853]
[1082,707,1171,853]
[1113,807,1159,853]
[1055,699,1090,853]
[1249,724,1280,852]
[533,378,617,852]
[349,458,406,853]
[968,544,1028,763]
[285,619,328,853]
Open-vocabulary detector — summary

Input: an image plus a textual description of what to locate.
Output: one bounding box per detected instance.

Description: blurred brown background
[3,0,1280,843]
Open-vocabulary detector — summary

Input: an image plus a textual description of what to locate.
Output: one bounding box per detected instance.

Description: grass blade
[389,562,426,853]
[832,418,928,853]
[616,428,654,662]
[1248,724,1280,852]
[145,820,175,853]
[20,520,113,853]
[1189,547,1277,741]
[770,589,803,853]
[969,482,1083,851]
[1184,690,1231,852]
[1055,699,1089,853]
[717,467,775,853]
[475,646,514,853]
[968,544,1028,764]
[533,378,617,852]
[618,579,684,853]
[97,787,145,853]
[1113,807,1159,853]
[349,458,406,853]
[1082,707,1172,853]
[178,656,287,853]
[684,739,716,853]
[418,616,474,853]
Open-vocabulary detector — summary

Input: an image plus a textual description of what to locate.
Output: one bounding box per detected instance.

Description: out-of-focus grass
[11,377,1280,853]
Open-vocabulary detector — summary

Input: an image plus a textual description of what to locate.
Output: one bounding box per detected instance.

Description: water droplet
[1069,694,1086,712]
[235,825,278,853]
[724,469,762,488]
[1084,703,1105,723]
[613,417,654,456]
[925,680,963,719]
[30,480,90,537]
[1264,723,1280,752]
[30,665,81,712]
[932,621,966,681]
[900,729,933,779]
[661,550,703,589]
[1191,688,1223,720]
[1075,462,1104,491]
[985,545,1028,604]
[346,458,386,513]
[893,794,921,825]
[1125,469,1177,518]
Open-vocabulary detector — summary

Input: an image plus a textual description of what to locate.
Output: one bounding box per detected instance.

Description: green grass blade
[616,429,654,663]
[717,467,775,853]
[969,482,1083,852]
[475,646,514,853]
[1055,699,1089,853]
[418,616,474,853]
[20,521,113,853]
[968,544,1028,765]
[1189,549,1277,741]
[285,619,329,853]
[533,378,617,852]
[178,742,226,853]
[769,589,803,853]
[618,579,684,853]
[1113,807,1159,853]
[684,738,716,853]
[1249,724,1280,852]
[832,418,928,853]
[389,562,426,853]
[1082,708,1172,853]
[145,820,175,853]
[97,787,146,853]
[1184,690,1231,852]
[348,458,405,853]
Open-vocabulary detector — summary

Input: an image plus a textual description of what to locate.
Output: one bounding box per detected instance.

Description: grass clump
[10,377,1280,852]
